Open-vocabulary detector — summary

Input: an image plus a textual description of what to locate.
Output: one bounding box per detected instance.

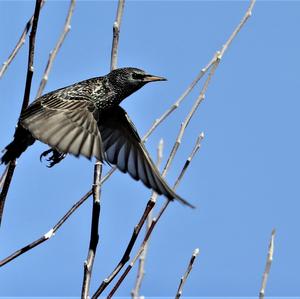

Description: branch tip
[44,229,55,239]
[193,248,200,256]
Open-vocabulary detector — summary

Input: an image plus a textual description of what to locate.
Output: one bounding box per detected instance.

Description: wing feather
[20,94,104,161]
[99,106,194,208]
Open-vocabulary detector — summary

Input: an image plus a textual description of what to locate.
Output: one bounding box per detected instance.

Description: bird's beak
[143,74,167,82]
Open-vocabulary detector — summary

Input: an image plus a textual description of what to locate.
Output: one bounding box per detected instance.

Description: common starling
[1,67,194,208]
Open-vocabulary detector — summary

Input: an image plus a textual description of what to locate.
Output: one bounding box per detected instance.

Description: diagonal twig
[0,0,43,228]
[175,248,200,299]
[162,62,218,177]
[259,229,276,299]
[105,1,256,295]
[142,57,215,143]
[103,133,205,299]
[106,197,169,299]
[36,0,76,98]
[95,0,256,185]
[91,196,156,299]
[96,131,204,298]
[173,132,204,189]
[0,0,45,79]
[0,0,256,273]
[131,139,164,299]
[0,189,92,267]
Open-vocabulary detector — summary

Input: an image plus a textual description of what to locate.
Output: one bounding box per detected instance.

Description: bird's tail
[1,125,35,165]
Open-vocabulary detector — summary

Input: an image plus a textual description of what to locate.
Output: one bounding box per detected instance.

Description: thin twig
[0,0,43,228]
[218,0,255,60]
[131,139,164,299]
[0,0,256,275]
[36,0,76,98]
[104,132,203,299]
[174,132,204,189]
[0,168,116,266]
[175,248,200,299]
[259,229,276,299]
[143,0,256,142]
[104,0,256,295]
[0,189,92,267]
[0,166,9,190]
[110,0,125,71]
[91,198,156,299]
[142,57,215,143]
[0,0,45,79]
[82,163,103,299]
[163,62,218,177]
[106,199,170,299]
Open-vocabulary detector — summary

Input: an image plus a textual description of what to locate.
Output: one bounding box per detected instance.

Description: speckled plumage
[1,67,194,208]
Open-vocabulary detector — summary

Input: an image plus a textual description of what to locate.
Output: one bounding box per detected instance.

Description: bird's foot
[40,148,66,168]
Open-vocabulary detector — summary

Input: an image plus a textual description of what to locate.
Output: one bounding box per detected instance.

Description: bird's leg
[40,148,67,168]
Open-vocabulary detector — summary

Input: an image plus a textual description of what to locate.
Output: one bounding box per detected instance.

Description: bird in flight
[1,67,194,208]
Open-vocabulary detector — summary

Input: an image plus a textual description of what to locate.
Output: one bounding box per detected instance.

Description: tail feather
[1,125,35,165]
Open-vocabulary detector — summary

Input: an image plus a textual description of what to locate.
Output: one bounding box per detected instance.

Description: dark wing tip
[176,196,196,209]
[169,192,195,209]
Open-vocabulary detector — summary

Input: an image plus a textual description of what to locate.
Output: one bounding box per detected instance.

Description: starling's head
[107,67,166,100]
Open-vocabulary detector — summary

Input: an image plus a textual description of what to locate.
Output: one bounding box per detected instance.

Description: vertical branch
[81,163,103,299]
[0,1,45,79]
[175,248,200,299]
[110,0,125,70]
[259,229,276,299]
[36,0,76,98]
[82,1,126,297]
[0,0,43,227]
[21,0,43,114]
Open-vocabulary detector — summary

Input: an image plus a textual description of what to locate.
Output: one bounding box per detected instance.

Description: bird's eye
[132,73,145,80]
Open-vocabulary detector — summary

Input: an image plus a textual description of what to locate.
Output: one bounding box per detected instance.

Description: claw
[40,148,67,167]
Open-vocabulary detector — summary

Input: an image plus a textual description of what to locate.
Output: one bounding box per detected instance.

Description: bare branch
[175,248,200,299]
[82,163,103,299]
[85,1,126,297]
[0,0,43,227]
[143,0,256,143]
[174,132,204,189]
[218,0,255,60]
[163,62,218,177]
[142,57,215,143]
[91,198,156,299]
[106,199,169,299]
[0,0,45,79]
[131,139,164,299]
[259,229,276,299]
[36,0,76,98]
[0,0,256,282]
[105,132,203,298]
[103,1,257,295]
[0,189,92,267]
[0,166,9,190]
[110,0,125,70]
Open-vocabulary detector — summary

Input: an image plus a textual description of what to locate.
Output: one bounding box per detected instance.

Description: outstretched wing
[99,106,194,208]
[20,92,104,161]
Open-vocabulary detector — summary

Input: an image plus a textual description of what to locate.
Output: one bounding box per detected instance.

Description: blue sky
[0,0,299,298]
